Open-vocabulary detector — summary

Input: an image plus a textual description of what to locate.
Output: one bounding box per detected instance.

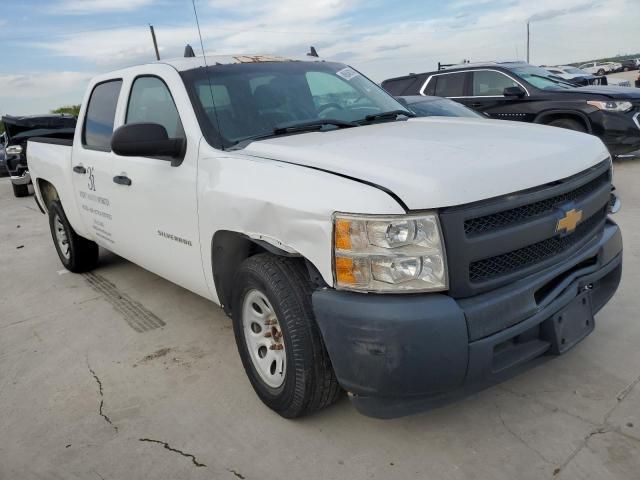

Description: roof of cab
[159,53,323,72]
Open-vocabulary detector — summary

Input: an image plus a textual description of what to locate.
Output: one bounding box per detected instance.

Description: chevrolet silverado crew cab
[27,53,623,419]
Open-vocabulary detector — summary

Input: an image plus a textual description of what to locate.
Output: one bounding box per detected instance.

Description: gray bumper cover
[313,221,623,418]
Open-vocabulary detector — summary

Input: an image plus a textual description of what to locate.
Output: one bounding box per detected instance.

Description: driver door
[108,73,208,297]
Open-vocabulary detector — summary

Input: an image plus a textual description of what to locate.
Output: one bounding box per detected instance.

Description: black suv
[382,61,640,157]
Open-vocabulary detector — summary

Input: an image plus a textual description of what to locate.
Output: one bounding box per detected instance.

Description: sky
[0,0,638,115]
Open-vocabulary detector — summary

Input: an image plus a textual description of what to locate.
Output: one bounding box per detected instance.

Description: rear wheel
[48,200,99,273]
[547,118,586,133]
[231,253,341,418]
[597,68,606,76]
[12,182,29,197]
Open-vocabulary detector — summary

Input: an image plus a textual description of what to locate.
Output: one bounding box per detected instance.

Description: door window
[472,71,519,96]
[83,80,123,150]
[126,76,185,139]
[432,73,466,97]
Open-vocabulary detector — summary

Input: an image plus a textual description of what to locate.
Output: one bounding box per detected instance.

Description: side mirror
[111,123,185,166]
[503,86,526,98]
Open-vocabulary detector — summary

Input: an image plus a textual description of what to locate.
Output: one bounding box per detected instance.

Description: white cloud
[0,72,92,116]
[51,0,154,14]
[26,0,640,85]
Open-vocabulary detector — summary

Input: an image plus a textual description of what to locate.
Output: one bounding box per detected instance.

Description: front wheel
[597,69,606,76]
[48,200,99,273]
[231,254,342,418]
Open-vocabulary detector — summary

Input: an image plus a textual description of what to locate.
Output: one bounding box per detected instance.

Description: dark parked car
[620,59,639,72]
[0,132,7,176]
[2,114,76,197]
[396,95,484,118]
[382,61,640,157]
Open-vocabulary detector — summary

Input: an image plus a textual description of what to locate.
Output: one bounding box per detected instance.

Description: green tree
[51,105,81,116]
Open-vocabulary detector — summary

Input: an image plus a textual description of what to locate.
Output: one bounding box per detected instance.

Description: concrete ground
[1,160,639,480]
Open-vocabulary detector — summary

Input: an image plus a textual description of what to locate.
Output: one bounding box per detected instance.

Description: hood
[239,117,610,210]
[565,85,640,99]
[2,115,76,143]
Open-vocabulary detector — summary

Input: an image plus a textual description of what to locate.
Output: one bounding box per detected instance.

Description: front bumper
[313,220,622,418]
[590,110,640,156]
[10,170,31,186]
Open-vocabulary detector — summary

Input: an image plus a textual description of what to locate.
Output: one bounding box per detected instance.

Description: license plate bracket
[543,291,595,355]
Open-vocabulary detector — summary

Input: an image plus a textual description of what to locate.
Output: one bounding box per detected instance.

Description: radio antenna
[191,0,224,150]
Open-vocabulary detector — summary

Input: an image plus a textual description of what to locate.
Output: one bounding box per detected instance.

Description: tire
[12,182,30,197]
[547,118,587,133]
[48,200,99,273]
[231,253,341,418]
[597,69,606,76]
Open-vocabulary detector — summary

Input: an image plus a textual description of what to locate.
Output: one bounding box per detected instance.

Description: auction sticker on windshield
[336,67,360,81]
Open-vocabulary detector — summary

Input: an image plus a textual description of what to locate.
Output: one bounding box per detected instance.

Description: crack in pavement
[139,438,206,468]
[494,405,554,465]
[552,426,610,476]
[87,363,118,432]
[553,373,640,476]
[228,469,246,479]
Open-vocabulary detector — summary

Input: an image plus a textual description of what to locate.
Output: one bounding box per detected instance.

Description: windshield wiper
[229,119,357,149]
[359,110,416,123]
[272,119,357,134]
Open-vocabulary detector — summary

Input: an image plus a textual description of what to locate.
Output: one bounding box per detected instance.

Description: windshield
[406,98,482,118]
[506,64,576,90]
[181,61,410,148]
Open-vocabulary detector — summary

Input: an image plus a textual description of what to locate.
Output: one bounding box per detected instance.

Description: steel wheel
[53,213,70,260]
[241,289,286,389]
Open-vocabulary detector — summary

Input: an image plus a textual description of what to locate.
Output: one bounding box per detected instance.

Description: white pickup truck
[27,53,623,419]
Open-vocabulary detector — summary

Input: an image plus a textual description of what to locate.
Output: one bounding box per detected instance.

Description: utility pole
[526,21,530,63]
[149,24,160,61]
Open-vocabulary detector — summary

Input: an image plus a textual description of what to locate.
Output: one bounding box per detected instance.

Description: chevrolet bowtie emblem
[556,208,583,234]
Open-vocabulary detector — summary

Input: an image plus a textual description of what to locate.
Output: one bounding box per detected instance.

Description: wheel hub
[242,289,286,388]
[54,214,70,260]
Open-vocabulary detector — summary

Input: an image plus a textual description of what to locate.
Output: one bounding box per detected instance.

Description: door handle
[113,175,132,186]
[469,103,483,108]
[73,165,86,174]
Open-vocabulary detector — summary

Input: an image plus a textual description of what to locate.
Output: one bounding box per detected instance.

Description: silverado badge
[556,208,583,234]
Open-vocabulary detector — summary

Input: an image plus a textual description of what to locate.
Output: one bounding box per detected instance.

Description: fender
[211,230,318,316]
[534,109,593,134]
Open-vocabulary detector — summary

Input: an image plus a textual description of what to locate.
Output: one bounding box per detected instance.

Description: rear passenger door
[108,71,209,297]
[72,79,122,246]
[460,70,531,121]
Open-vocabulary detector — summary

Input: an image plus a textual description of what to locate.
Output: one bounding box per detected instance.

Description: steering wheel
[317,103,344,115]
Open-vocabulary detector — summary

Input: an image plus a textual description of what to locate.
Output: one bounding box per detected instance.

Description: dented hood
[240,117,610,210]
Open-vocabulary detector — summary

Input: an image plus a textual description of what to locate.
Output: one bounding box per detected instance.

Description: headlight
[5,145,22,155]
[587,100,633,112]
[333,213,448,292]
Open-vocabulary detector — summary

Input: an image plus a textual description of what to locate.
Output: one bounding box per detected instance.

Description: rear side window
[472,71,519,96]
[83,80,122,150]
[432,73,466,97]
[126,76,184,139]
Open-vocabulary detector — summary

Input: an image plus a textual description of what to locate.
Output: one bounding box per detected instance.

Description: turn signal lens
[335,219,352,250]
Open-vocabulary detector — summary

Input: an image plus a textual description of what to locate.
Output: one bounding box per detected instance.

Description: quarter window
[126,76,184,139]
[432,73,466,97]
[83,80,122,150]
[472,71,519,96]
